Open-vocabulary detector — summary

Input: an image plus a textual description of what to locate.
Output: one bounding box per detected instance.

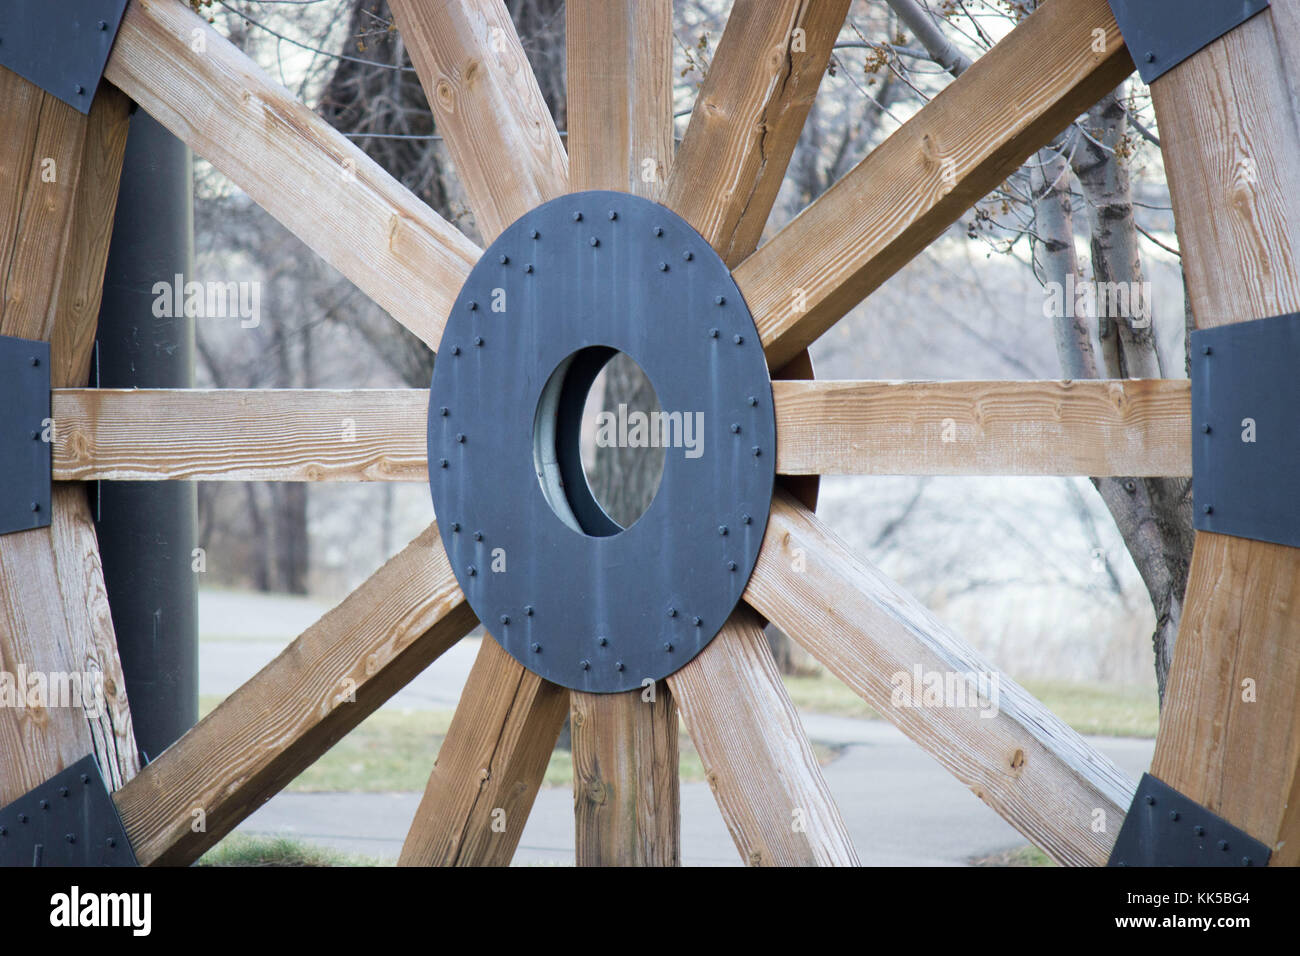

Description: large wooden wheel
[4,0,1300,866]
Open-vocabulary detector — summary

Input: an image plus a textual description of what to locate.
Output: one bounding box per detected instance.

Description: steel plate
[428,191,776,693]
[0,334,51,536]
[1191,313,1300,548]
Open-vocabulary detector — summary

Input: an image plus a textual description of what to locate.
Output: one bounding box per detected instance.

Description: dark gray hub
[428,191,776,693]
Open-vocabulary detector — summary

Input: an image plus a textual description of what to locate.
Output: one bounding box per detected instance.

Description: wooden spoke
[104,0,479,351]
[52,380,1191,483]
[399,636,568,866]
[743,491,1135,865]
[774,379,1191,477]
[52,388,429,482]
[663,0,851,265]
[667,606,858,866]
[112,522,477,866]
[567,0,673,197]
[1146,8,1300,864]
[734,0,1135,370]
[571,687,681,866]
[565,0,681,868]
[390,0,568,242]
[0,71,138,804]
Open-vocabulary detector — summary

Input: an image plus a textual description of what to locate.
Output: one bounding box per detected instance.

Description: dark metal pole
[95,109,198,761]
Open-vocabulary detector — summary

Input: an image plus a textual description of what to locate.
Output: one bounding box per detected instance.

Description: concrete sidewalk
[235,720,1154,866]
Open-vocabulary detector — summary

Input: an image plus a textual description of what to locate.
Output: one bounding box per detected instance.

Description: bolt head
[580,660,590,670]
[439,459,448,469]
[1203,504,1213,515]
[524,605,534,616]
[531,642,541,653]
[653,226,663,236]
[1202,345,1212,355]
[467,565,477,576]
[456,433,465,443]
[727,561,737,571]
[658,262,669,272]
[683,251,693,261]
[608,210,617,221]
[440,406,449,416]
[473,336,483,346]
[450,522,460,532]
[667,607,676,617]
[615,661,625,671]
[664,643,673,652]
[524,263,533,273]
[719,525,728,536]
[30,501,39,512]
[473,530,483,541]
[748,396,757,407]
[730,423,740,433]
[1218,840,1229,851]
[590,237,599,247]
[500,615,510,625]
[1145,51,1156,63]
[598,636,608,646]
[573,211,583,222]
[499,254,509,264]
[710,328,719,338]
[752,446,761,457]
[733,334,743,345]
[530,229,540,239]
[693,616,702,627]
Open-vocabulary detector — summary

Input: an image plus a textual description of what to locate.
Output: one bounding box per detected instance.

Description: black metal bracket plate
[1108,773,1270,866]
[428,191,776,694]
[1107,0,1270,84]
[0,755,138,866]
[1191,313,1300,548]
[0,334,52,536]
[0,0,129,113]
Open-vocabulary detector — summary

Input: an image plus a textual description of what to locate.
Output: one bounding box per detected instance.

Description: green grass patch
[199,696,774,793]
[780,672,1158,738]
[198,833,380,867]
[970,844,1057,867]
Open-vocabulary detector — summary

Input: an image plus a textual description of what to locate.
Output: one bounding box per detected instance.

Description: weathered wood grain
[664,0,851,265]
[571,686,681,866]
[667,606,858,865]
[0,69,138,802]
[744,491,1135,865]
[1147,8,1300,865]
[52,388,429,482]
[774,379,1191,477]
[735,0,1136,370]
[113,522,477,865]
[567,0,673,198]
[399,636,568,866]
[391,0,568,242]
[105,0,480,350]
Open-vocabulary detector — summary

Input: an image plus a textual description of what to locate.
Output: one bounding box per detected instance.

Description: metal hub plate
[428,191,776,693]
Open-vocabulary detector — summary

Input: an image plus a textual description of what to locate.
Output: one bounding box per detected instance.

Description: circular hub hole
[533,347,665,536]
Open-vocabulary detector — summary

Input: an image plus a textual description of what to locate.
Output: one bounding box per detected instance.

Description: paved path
[236,720,1154,866]
[202,595,1155,865]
